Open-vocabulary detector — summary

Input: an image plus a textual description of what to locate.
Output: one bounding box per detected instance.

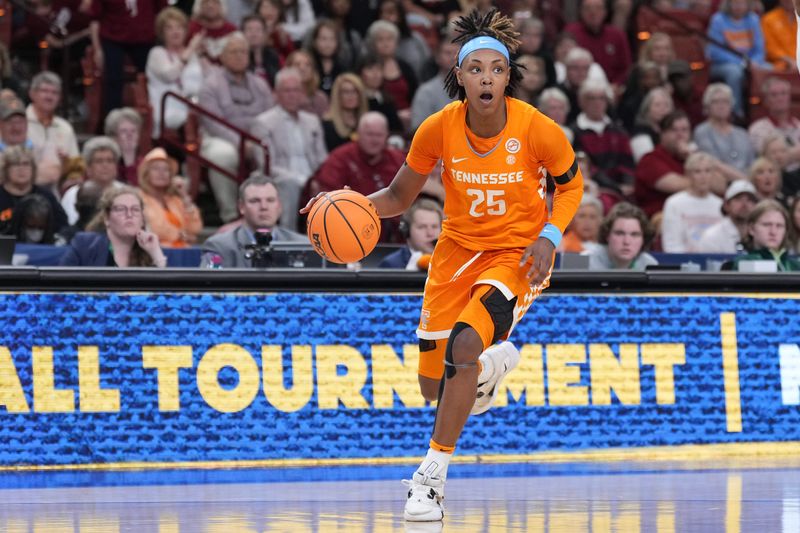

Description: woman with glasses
[59,186,167,267]
[137,148,203,248]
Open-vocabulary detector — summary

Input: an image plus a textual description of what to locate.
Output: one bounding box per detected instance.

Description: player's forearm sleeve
[549,167,584,234]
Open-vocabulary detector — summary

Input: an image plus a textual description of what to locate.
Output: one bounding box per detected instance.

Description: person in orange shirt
[137,148,203,248]
[303,9,583,523]
[762,0,798,71]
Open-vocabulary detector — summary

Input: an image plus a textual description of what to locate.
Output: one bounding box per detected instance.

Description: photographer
[200,175,305,268]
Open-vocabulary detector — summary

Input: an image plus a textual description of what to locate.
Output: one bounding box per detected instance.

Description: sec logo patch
[505,138,520,154]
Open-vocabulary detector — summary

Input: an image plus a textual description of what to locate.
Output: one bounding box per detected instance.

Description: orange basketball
[306,189,381,263]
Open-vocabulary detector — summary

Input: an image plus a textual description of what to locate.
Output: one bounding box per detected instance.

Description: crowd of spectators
[1,0,799,271]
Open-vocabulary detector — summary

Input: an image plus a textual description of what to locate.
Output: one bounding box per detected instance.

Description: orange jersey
[406,97,581,251]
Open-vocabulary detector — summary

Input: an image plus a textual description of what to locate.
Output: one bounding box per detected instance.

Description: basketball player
[301,9,583,522]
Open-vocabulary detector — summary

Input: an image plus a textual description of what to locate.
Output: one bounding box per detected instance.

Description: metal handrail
[157,90,271,186]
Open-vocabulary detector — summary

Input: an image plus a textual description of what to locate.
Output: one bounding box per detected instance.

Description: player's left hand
[519,238,555,286]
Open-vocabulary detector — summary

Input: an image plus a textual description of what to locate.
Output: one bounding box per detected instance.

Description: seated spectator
[553,34,608,87]
[515,16,557,88]
[570,79,635,196]
[188,0,237,62]
[313,112,406,242]
[661,152,725,252]
[666,60,704,127]
[137,148,203,247]
[790,195,800,252]
[58,157,86,199]
[358,54,404,135]
[61,181,105,243]
[586,202,658,270]
[0,98,33,152]
[636,111,716,217]
[285,49,330,118]
[10,194,63,245]
[760,134,800,198]
[748,77,800,165]
[280,0,316,44]
[557,46,608,124]
[618,61,664,132]
[748,155,784,201]
[255,0,295,63]
[252,68,328,230]
[693,83,754,181]
[379,199,442,269]
[305,19,345,95]
[242,15,281,87]
[322,73,369,151]
[697,179,759,253]
[630,87,674,164]
[147,7,204,137]
[201,175,306,268]
[0,146,67,235]
[725,199,800,270]
[514,55,549,107]
[761,0,797,71]
[59,186,168,268]
[365,20,419,130]
[378,0,433,80]
[199,33,274,222]
[537,87,574,144]
[61,137,122,225]
[637,32,675,81]
[87,0,160,119]
[105,108,144,186]
[707,0,771,118]
[26,71,79,195]
[410,39,458,132]
[564,0,632,87]
[559,195,603,253]
[321,0,363,71]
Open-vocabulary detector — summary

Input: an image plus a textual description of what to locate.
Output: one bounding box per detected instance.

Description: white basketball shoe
[471,341,520,415]
[403,472,445,522]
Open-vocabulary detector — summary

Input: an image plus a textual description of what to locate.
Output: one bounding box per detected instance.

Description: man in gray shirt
[201,175,305,268]
[409,39,459,132]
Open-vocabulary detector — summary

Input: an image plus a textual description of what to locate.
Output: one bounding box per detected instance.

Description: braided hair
[444,9,523,101]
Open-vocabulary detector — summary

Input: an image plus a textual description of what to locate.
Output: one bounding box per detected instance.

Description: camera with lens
[243,228,274,268]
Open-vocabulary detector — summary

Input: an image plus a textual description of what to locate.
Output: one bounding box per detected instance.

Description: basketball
[306,189,381,263]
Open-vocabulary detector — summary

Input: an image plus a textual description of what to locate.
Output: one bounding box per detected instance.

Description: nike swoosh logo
[451,157,468,164]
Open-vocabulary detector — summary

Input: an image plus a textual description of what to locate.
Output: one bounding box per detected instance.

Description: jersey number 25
[466,189,507,217]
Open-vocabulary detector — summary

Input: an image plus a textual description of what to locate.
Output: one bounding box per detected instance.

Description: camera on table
[243,229,273,268]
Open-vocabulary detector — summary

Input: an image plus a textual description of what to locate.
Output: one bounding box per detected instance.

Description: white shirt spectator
[25,104,78,162]
[146,47,203,136]
[697,217,742,253]
[661,190,724,252]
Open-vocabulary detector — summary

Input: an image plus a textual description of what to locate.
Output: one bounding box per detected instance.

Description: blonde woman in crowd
[748,156,784,201]
[321,73,368,152]
[137,148,202,248]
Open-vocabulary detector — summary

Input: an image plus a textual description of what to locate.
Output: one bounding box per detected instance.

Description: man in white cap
[696,180,759,253]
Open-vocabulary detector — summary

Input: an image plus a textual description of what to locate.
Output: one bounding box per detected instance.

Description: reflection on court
[0,464,798,532]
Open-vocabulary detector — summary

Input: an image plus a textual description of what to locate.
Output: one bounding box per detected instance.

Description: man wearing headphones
[378,198,443,269]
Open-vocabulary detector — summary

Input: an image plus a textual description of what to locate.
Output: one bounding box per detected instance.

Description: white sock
[477,348,495,382]
[416,447,452,482]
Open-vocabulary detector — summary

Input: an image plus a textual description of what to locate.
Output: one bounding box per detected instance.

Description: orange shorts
[415,234,551,379]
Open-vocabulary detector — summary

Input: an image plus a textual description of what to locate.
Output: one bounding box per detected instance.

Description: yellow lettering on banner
[262,345,313,412]
[80,517,119,533]
[78,346,120,412]
[641,343,685,404]
[158,513,179,533]
[488,508,509,533]
[316,345,369,409]
[550,503,589,531]
[726,473,742,533]
[197,344,260,413]
[0,347,29,413]
[546,344,588,406]
[142,346,193,411]
[657,501,676,533]
[525,512,545,533]
[495,343,545,407]
[591,510,611,533]
[371,344,425,409]
[32,346,74,413]
[589,344,641,405]
[720,313,743,433]
[615,502,641,532]
[33,517,72,533]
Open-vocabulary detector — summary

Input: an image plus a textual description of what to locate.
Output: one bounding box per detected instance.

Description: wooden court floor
[0,462,798,532]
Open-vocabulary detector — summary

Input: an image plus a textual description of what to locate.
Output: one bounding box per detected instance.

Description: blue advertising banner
[0,292,799,469]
